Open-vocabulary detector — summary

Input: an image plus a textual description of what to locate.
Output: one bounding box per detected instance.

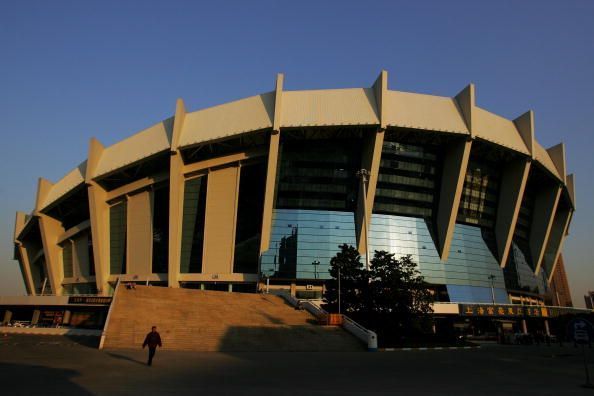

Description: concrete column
[542,200,573,282]
[16,242,36,296]
[38,214,65,296]
[495,159,531,267]
[228,284,233,293]
[521,319,528,334]
[86,138,110,296]
[531,182,562,275]
[126,190,152,276]
[513,110,535,160]
[436,138,472,260]
[31,310,41,325]
[14,213,37,295]
[63,310,72,325]
[259,74,284,255]
[454,84,475,137]
[202,166,240,275]
[168,98,186,289]
[354,70,388,255]
[544,319,551,337]
[3,310,12,325]
[356,128,384,256]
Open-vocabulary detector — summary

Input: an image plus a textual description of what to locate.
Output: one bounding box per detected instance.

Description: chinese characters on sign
[460,304,548,318]
[68,296,112,305]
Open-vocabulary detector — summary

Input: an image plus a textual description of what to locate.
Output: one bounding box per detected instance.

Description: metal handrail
[342,315,378,351]
[276,294,378,351]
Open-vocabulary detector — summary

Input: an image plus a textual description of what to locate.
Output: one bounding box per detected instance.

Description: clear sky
[1,1,592,305]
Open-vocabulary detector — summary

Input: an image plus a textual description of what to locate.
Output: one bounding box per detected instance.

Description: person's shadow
[106,352,147,366]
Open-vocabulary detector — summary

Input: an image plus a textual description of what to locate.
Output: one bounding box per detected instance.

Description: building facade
[13,71,575,307]
[585,292,594,310]
[548,254,573,307]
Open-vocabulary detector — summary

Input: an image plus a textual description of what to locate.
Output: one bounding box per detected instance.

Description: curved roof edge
[41,161,87,211]
[34,71,572,211]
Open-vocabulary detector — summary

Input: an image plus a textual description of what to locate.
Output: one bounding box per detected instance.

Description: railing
[301,300,327,319]
[342,315,378,351]
[276,293,378,351]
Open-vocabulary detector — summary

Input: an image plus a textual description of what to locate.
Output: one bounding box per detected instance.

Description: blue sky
[1,1,592,305]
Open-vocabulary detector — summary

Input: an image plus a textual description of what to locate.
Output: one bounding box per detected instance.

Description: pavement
[1,334,594,395]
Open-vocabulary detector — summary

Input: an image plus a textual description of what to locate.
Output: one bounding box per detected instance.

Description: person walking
[142,326,162,366]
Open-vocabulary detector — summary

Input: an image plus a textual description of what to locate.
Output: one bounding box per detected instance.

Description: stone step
[103,286,362,352]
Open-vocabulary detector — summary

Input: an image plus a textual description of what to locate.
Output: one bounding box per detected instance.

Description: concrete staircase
[102,286,363,352]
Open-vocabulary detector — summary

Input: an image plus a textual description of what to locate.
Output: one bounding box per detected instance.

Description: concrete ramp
[102,286,362,352]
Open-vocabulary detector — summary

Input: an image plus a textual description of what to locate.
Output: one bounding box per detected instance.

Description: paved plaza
[1,334,594,395]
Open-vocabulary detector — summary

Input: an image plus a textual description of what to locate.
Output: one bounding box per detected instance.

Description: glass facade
[276,133,362,212]
[504,241,548,295]
[373,138,439,219]
[260,209,357,280]
[456,158,500,229]
[63,283,98,295]
[62,241,73,278]
[31,258,47,294]
[513,177,536,269]
[151,186,169,274]
[233,162,266,274]
[88,234,95,276]
[180,176,208,273]
[368,214,507,303]
[109,201,127,275]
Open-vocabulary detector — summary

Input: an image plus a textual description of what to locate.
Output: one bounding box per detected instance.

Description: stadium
[6,71,580,343]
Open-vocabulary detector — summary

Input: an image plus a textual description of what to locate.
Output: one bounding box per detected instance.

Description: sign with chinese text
[68,296,112,305]
[459,304,549,318]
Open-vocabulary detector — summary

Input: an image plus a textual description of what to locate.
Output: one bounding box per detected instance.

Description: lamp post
[263,269,275,294]
[357,168,371,270]
[488,274,496,304]
[312,260,320,280]
[338,265,342,315]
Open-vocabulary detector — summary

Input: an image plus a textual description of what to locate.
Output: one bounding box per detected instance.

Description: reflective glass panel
[260,209,357,280]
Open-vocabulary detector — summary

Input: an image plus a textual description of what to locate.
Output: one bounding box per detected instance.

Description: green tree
[367,252,433,336]
[323,244,367,314]
[324,247,433,338]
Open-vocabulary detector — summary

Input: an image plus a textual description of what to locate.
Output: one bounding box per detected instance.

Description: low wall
[0,326,101,336]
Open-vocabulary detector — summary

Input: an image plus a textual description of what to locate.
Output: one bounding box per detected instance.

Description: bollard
[368,331,378,351]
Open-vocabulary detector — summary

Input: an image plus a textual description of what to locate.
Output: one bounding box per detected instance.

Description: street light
[356,168,371,271]
[263,269,275,294]
[338,265,342,315]
[488,274,496,304]
[312,260,320,279]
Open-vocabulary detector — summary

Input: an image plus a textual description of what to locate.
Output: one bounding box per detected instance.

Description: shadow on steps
[217,325,364,352]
